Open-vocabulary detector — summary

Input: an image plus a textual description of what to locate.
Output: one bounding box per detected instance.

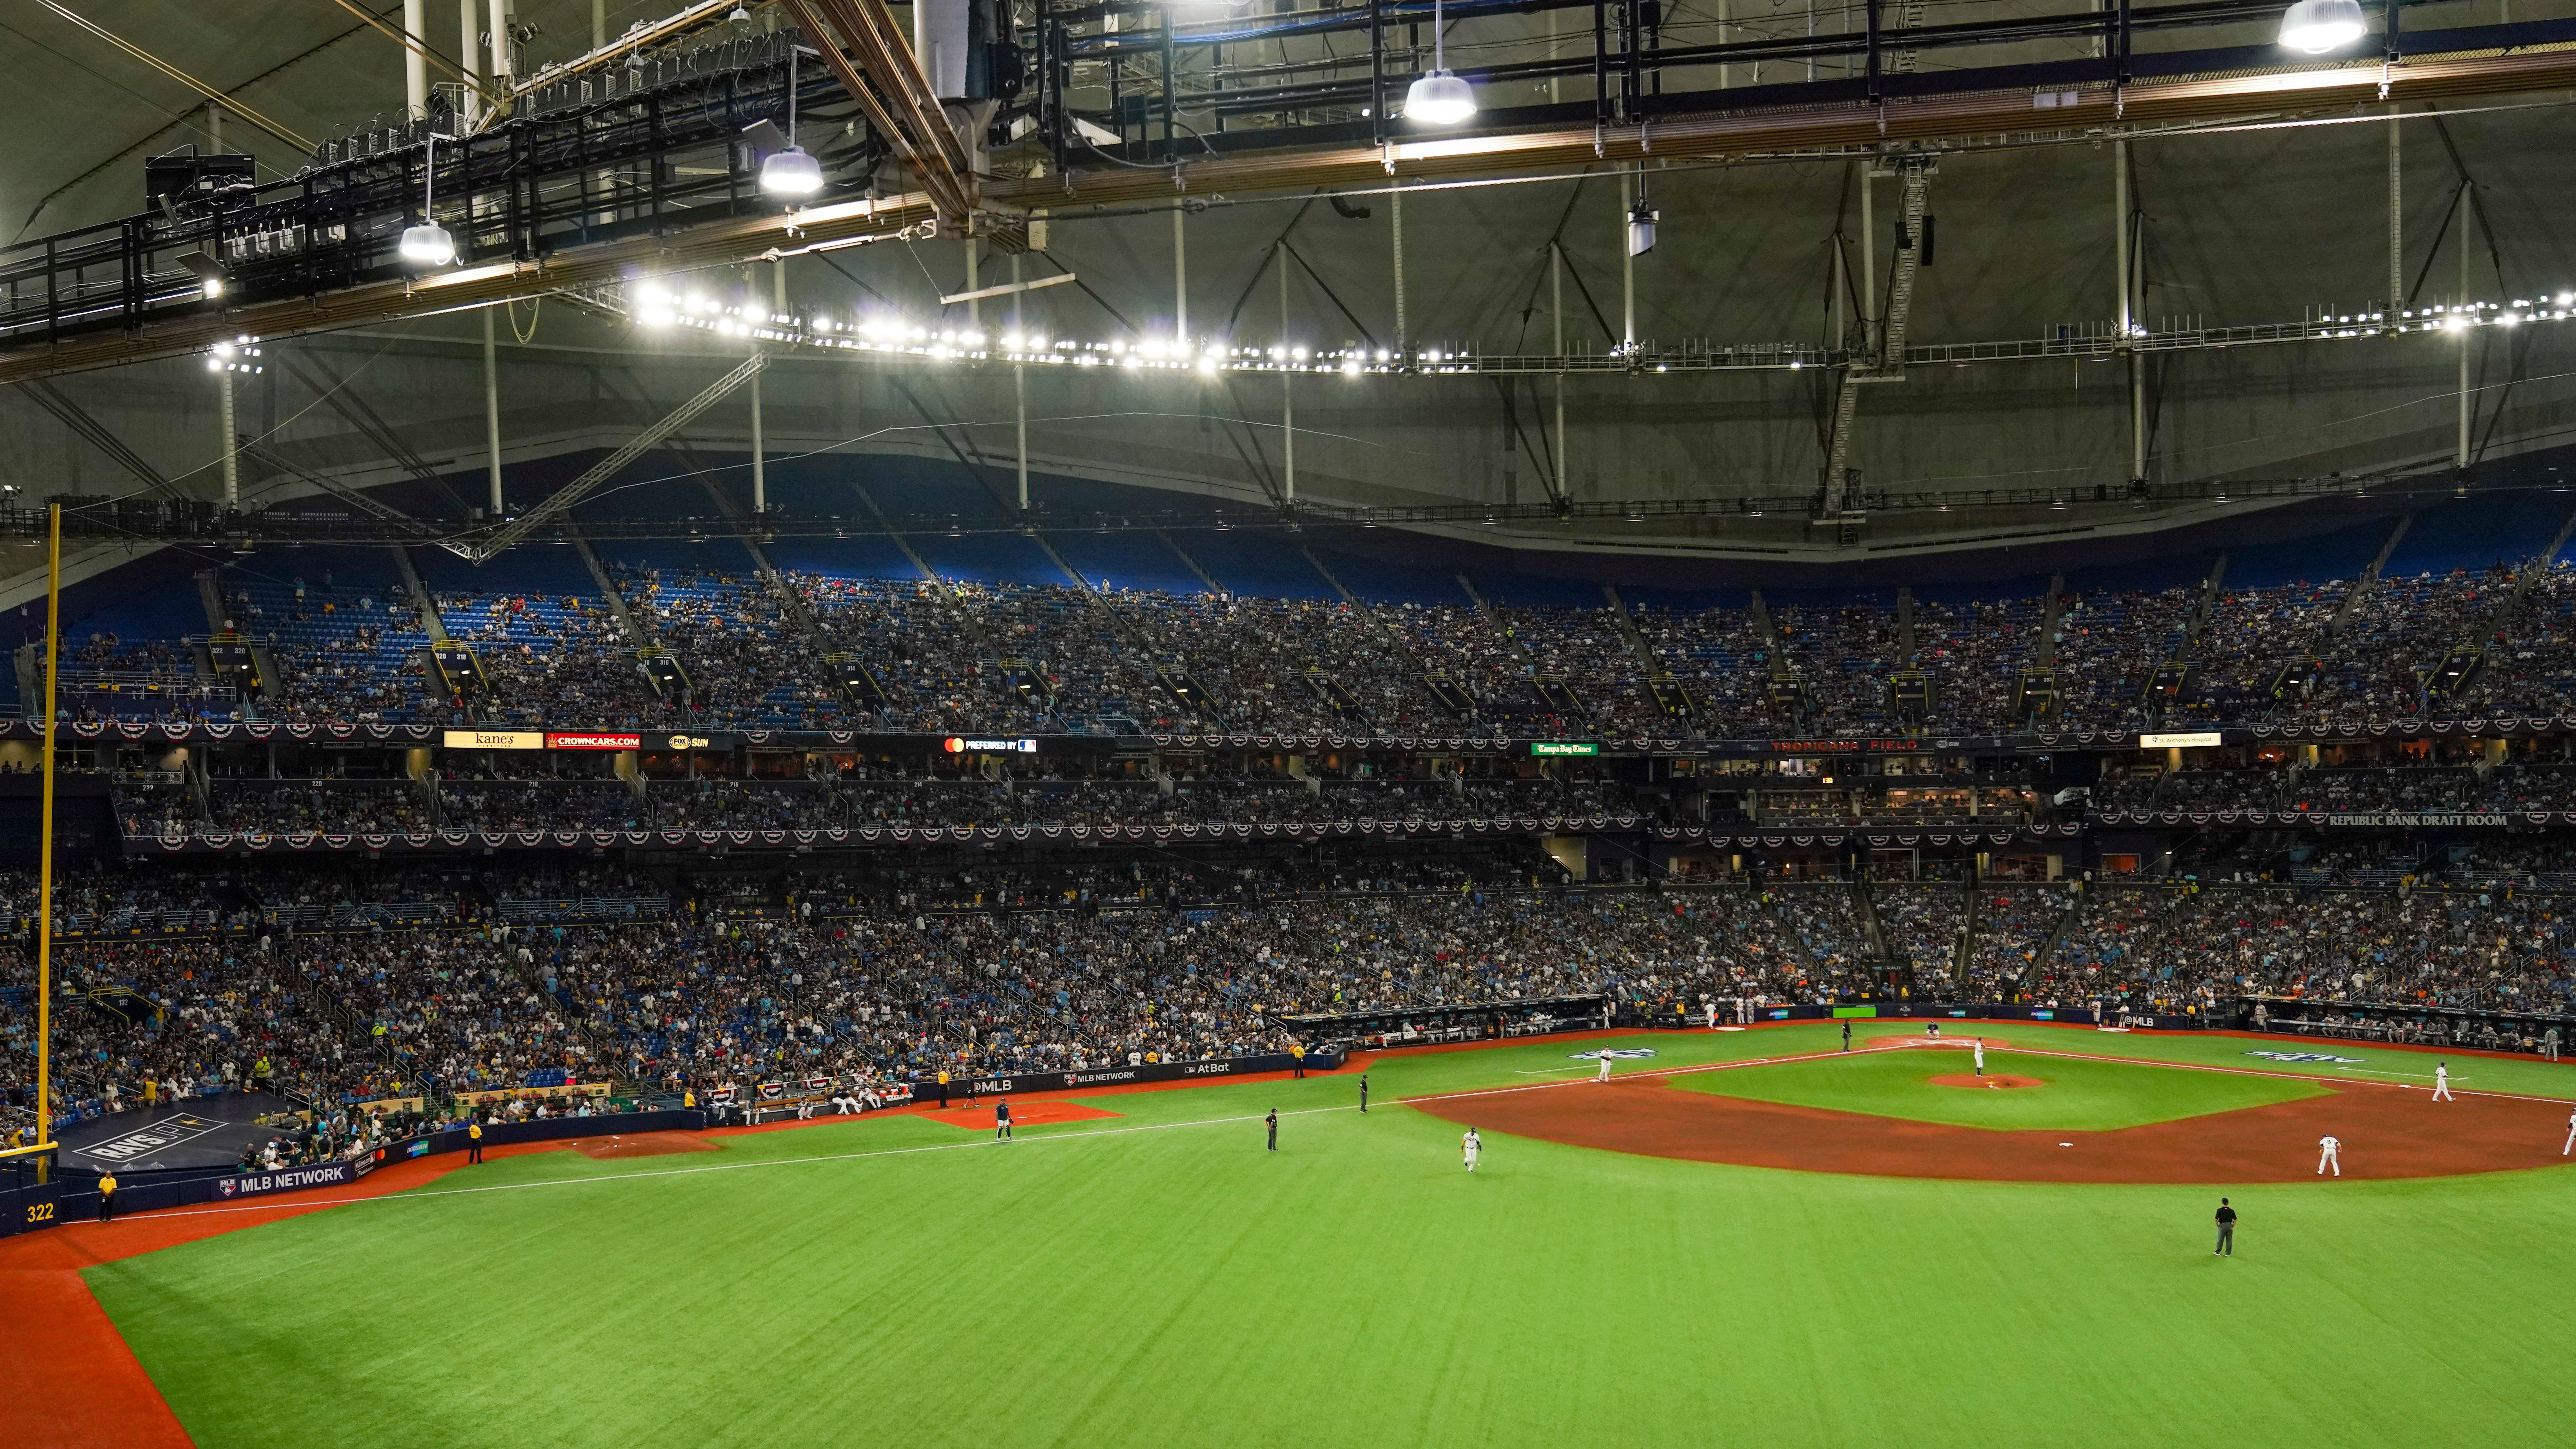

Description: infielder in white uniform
[1973,1039,1986,1077]
[2317,1135,2342,1176]
[1705,1001,1720,1030]
[1462,1128,1481,1172]
[2563,1109,2574,1156]
[1596,1052,1614,1083]
[2432,1063,2454,1101]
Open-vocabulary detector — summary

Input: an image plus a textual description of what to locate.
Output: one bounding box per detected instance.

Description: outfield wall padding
[0,1110,708,1239]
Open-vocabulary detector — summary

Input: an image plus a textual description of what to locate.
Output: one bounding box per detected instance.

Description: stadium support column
[1280,251,1296,506]
[214,98,239,515]
[752,263,782,515]
[2115,139,2143,488]
[218,350,239,512]
[2458,200,2473,469]
[2388,111,2404,320]
[1172,210,1187,339]
[749,366,765,515]
[403,0,428,118]
[1392,186,1407,357]
[487,0,512,95]
[1859,167,1876,351]
[1551,240,1566,497]
[458,0,480,123]
[482,310,502,516]
[1014,254,1029,512]
[1620,170,1636,348]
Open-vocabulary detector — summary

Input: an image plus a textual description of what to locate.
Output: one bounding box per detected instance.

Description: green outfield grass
[1673,1045,2328,1129]
[82,1023,2576,1449]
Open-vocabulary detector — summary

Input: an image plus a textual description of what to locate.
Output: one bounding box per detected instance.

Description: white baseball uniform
[2317,1135,2341,1176]
[1597,1054,1613,1082]
[2432,1066,2453,1101]
[1705,1003,1719,1030]
[1974,1040,1986,1074]
[1463,1130,1481,1171]
[2563,1110,2574,1156]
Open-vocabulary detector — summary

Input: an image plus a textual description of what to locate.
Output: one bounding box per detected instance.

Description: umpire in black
[2212,1198,2236,1257]
[1265,1109,1278,1151]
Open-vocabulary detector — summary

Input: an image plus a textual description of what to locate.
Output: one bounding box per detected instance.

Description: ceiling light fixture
[1403,0,1477,125]
[2277,0,2366,53]
[756,40,823,197]
[398,134,456,267]
[176,248,226,300]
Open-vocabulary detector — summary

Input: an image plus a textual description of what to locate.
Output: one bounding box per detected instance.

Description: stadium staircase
[2017,888,2089,992]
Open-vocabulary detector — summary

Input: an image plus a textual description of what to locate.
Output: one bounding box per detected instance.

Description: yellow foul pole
[33,504,58,1183]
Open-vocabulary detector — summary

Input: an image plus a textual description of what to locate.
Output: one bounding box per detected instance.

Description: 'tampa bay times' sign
[211,1159,361,1200]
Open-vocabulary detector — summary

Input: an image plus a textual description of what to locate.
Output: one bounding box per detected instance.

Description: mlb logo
[218,1180,237,1198]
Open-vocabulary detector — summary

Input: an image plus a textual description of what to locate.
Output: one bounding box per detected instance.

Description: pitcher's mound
[1927,1074,2047,1090]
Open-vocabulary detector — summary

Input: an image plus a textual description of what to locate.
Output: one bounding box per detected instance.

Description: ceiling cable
[31,0,313,153]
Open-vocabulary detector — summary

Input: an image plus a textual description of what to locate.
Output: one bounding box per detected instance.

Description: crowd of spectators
[1873,885,1967,976]
[12,849,2576,1142]
[59,558,2576,739]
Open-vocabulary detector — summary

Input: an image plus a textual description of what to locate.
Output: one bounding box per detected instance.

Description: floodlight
[2278,0,2366,53]
[1402,0,1476,125]
[402,134,455,268]
[750,38,823,200]
[761,147,824,196]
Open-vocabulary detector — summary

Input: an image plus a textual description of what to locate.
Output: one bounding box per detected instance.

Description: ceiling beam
[8,47,2576,386]
[0,195,935,387]
[986,48,2576,211]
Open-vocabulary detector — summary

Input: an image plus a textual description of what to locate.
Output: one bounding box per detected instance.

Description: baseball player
[1462,1128,1481,1172]
[1704,1000,1719,1030]
[2432,1063,2453,1101]
[2562,1108,2574,1156]
[1596,1052,1614,1083]
[994,1100,1013,1141]
[2317,1134,2342,1176]
[1973,1039,1986,1077]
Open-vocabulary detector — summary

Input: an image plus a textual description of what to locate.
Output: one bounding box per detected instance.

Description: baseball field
[18,1020,2576,1448]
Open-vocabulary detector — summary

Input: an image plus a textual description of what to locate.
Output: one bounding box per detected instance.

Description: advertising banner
[209,1159,361,1200]
[910,1051,1336,1100]
[444,729,544,751]
[546,732,642,751]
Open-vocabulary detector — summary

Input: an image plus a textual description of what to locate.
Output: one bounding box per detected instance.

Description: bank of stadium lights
[206,336,262,374]
[622,278,2576,375]
[2277,0,2368,52]
[629,282,1443,375]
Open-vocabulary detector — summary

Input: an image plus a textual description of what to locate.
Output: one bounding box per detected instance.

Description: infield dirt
[1410,1054,2572,1182]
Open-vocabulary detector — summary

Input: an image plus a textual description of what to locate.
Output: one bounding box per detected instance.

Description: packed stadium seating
[39,533,2576,738]
[9,852,2573,1144]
